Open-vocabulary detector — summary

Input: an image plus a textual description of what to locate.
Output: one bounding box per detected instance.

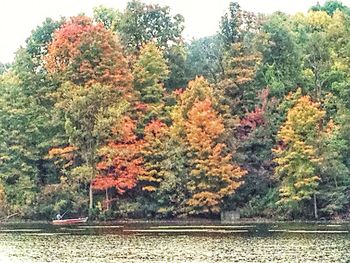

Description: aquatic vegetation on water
[0,223,349,262]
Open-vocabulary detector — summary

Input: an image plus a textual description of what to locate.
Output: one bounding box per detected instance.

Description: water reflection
[0,222,349,262]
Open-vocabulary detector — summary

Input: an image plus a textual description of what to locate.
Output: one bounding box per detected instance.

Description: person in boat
[56,213,62,220]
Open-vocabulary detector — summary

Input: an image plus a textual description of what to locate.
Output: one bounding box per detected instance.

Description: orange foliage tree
[185,97,246,215]
[138,120,169,192]
[47,146,78,171]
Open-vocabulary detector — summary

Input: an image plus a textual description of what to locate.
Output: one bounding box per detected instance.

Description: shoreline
[1,218,349,225]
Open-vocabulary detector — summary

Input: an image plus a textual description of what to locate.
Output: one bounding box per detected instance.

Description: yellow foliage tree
[274,94,325,217]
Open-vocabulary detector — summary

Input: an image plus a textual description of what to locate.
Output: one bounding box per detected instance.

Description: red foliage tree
[236,88,269,139]
[93,117,143,210]
[45,16,132,90]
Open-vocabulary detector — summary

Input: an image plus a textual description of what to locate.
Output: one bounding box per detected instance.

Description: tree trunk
[105,188,110,211]
[313,193,318,220]
[89,181,93,210]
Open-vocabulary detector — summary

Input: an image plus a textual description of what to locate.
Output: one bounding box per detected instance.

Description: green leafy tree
[26,17,64,69]
[310,0,350,16]
[185,35,224,83]
[133,42,169,104]
[165,44,188,90]
[93,5,120,31]
[0,73,39,216]
[0,62,9,75]
[0,18,67,218]
[55,83,128,211]
[133,42,170,132]
[219,2,243,48]
[257,12,302,97]
[118,0,184,53]
[318,119,350,217]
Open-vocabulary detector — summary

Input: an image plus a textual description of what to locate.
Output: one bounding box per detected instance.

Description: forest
[0,0,350,221]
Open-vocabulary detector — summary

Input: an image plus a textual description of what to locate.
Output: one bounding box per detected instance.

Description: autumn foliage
[185,98,246,214]
[139,119,169,192]
[45,16,132,89]
[274,94,325,205]
[4,1,350,221]
[94,117,144,194]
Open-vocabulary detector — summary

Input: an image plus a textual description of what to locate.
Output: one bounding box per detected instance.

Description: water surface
[0,221,349,262]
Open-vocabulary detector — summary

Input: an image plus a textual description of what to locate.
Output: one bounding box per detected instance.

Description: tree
[132,42,170,132]
[185,98,246,215]
[26,17,64,70]
[45,16,132,89]
[94,117,143,211]
[154,136,188,217]
[317,119,350,217]
[38,145,87,218]
[310,0,350,16]
[234,89,277,215]
[133,42,169,104]
[176,76,214,119]
[0,62,9,75]
[219,2,260,49]
[0,17,67,217]
[257,12,302,97]
[170,77,246,215]
[139,120,169,192]
[219,2,243,48]
[0,73,39,216]
[217,2,262,116]
[55,83,128,211]
[138,120,183,217]
[219,41,262,114]
[165,44,188,90]
[118,0,184,53]
[185,35,224,83]
[273,94,325,218]
[304,31,332,99]
[45,15,133,212]
[93,5,120,31]
[293,10,339,99]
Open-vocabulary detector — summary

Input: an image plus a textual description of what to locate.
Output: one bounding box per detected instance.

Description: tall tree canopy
[118,0,184,52]
[45,16,132,89]
[274,93,325,217]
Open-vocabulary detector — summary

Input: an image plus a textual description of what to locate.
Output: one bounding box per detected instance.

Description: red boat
[52,217,88,225]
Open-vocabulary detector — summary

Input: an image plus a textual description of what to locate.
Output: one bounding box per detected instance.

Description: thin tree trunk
[89,181,93,210]
[334,177,338,188]
[313,193,318,220]
[105,188,110,211]
[84,152,94,211]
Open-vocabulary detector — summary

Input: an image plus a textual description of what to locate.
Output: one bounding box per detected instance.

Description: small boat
[52,217,88,225]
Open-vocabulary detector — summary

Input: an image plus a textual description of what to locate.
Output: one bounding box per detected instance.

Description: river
[0,221,349,262]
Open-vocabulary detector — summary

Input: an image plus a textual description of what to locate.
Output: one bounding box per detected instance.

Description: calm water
[0,221,349,262]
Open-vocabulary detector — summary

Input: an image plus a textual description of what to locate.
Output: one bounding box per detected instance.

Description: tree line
[1,0,350,220]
